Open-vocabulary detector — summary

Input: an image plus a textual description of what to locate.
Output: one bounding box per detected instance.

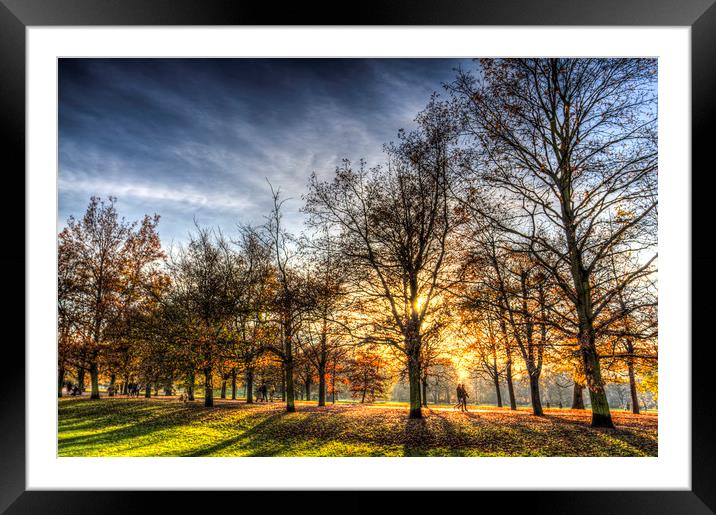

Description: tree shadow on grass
[58,399,274,456]
[58,412,195,454]
[543,413,658,454]
[401,417,433,456]
[185,411,292,457]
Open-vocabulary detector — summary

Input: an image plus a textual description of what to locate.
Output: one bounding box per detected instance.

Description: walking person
[455,384,465,411]
[461,384,469,412]
[261,383,268,402]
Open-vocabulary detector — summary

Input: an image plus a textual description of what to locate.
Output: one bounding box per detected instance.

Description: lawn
[58,397,658,457]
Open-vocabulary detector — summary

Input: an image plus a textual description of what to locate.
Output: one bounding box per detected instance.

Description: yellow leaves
[615,206,635,221]
[640,370,658,400]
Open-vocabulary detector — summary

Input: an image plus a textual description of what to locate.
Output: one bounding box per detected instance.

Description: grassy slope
[58,397,658,457]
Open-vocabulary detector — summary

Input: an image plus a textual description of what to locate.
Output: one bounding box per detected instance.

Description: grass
[58,397,658,457]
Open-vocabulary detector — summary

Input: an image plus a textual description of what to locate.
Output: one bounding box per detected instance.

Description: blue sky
[58,58,474,247]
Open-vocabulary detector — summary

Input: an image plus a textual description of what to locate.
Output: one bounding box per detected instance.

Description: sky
[58,58,474,247]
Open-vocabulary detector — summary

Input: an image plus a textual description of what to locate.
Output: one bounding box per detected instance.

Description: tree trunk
[231,368,237,400]
[246,368,254,404]
[89,360,100,399]
[284,358,295,412]
[505,358,517,410]
[407,344,422,419]
[562,189,614,428]
[204,368,213,407]
[580,335,613,427]
[493,373,503,408]
[305,377,312,401]
[317,362,326,407]
[220,377,227,399]
[499,313,517,410]
[421,378,428,407]
[281,369,286,402]
[58,367,65,398]
[108,373,116,397]
[572,381,585,409]
[123,373,130,395]
[77,366,86,393]
[144,384,151,398]
[627,356,640,415]
[187,369,195,401]
[528,371,544,416]
[331,359,337,404]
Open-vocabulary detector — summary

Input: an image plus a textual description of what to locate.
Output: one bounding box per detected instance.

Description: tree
[58,196,163,399]
[260,185,308,413]
[58,233,82,397]
[461,311,505,407]
[450,58,657,427]
[599,236,658,414]
[295,226,353,406]
[230,226,275,404]
[166,225,240,407]
[306,99,460,418]
[346,348,392,403]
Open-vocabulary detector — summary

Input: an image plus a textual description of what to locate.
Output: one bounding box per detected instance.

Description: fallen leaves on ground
[58,398,657,457]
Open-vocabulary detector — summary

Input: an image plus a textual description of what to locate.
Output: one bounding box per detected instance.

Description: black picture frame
[2,1,714,513]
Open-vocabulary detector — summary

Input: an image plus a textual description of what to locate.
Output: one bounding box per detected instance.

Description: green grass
[58,397,658,457]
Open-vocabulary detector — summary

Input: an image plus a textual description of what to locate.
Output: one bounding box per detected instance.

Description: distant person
[261,384,268,402]
[256,384,263,402]
[456,384,467,411]
[460,384,469,411]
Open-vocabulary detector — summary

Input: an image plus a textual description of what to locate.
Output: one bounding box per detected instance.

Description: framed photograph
[3,0,714,512]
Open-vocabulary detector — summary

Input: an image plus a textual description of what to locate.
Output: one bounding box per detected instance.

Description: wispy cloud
[59,175,255,212]
[59,58,472,245]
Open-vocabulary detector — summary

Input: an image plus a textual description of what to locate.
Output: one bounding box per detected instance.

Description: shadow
[58,398,275,456]
[58,406,198,452]
[185,411,291,457]
[58,398,657,458]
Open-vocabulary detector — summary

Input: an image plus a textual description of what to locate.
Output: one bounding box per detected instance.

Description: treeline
[58,58,658,428]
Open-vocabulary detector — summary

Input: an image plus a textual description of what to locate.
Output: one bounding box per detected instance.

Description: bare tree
[230,226,275,404]
[166,224,239,407]
[450,58,657,427]
[292,225,354,406]
[305,100,460,418]
[260,185,308,413]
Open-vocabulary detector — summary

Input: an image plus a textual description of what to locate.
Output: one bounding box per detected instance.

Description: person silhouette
[456,384,467,411]
[460,384,469,411]
[260,384,268,402]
